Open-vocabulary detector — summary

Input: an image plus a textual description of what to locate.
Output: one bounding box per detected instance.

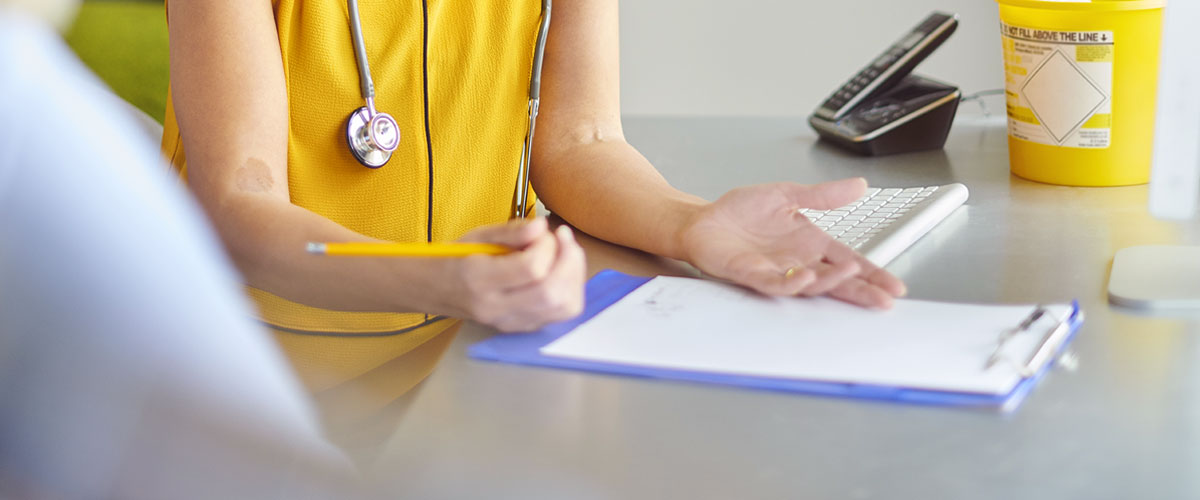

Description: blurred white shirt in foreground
[0,9,359,499]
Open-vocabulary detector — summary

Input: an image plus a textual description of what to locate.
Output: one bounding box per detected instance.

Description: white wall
[618,0,1004,116]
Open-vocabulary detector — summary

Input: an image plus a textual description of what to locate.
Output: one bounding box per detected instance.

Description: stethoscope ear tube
[527,0,551,101]
[512,0,551,218]
[347,0,375,100]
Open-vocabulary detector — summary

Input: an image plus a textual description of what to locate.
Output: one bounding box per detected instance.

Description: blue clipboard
[468,270,1084,409]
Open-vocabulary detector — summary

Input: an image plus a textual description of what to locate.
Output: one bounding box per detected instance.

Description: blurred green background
[65,1,168,123]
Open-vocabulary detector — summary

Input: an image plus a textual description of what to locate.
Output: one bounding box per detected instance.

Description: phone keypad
[821,58,899,115]
[816,12,956,120]
[820,47,909,115]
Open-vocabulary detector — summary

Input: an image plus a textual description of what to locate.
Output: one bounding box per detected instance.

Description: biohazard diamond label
[1002,23,1114,149]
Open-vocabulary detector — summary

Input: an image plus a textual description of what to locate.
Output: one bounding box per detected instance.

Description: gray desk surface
[340,116,1200,500]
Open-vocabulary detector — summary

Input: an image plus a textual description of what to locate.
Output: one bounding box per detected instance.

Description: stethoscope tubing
[347,0,375,100]
[345,0,552,218]
[513,0,551,218]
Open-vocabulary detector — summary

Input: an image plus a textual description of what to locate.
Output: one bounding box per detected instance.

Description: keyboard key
[812,183,967,267]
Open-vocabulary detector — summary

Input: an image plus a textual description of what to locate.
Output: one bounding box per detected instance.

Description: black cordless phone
[810,12,962,156]
[816,12,958,121]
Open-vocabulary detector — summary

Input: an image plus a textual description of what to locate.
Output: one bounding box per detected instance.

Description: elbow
[533,116,627,166]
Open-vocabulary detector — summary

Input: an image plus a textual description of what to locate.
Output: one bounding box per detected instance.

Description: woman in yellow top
[164,0,905,392]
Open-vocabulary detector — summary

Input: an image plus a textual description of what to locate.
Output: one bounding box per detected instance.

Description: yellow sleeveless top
[162,1,542,391]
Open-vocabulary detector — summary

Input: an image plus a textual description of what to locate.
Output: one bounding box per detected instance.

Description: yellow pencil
[306,241,511,257]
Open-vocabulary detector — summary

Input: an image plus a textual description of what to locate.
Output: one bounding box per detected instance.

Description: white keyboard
[799,183,968,266]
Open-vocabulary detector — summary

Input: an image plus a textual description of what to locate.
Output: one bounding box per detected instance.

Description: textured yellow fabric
[274,319,459,394]
[162,1,542,338]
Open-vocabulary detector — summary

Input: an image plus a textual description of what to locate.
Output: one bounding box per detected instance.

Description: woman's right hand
[445,218,587,332]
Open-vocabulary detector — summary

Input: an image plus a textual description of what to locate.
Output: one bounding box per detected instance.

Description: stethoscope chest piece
[346,106,400,169]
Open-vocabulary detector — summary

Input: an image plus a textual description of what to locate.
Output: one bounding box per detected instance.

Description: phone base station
[809,74,960,157]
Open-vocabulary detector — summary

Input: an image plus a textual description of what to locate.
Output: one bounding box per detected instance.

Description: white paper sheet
[540,276,1073,395]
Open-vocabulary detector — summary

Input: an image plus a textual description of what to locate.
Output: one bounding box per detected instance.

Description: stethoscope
[345,0,552,219]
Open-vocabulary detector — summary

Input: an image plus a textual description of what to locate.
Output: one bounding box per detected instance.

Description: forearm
[529,0,709,262]
[533,139,706,261]
[167,0,465,318]
[209,193,459,315]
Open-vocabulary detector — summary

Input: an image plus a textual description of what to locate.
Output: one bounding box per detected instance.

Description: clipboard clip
[983,305,1079,378]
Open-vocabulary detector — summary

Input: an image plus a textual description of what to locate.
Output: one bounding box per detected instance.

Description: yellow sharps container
[997,0,1165,186]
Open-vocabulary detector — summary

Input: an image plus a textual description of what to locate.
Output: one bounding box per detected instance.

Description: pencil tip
[306,242,325,254]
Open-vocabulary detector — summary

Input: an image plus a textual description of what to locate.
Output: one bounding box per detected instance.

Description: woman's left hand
[677,178,906,309]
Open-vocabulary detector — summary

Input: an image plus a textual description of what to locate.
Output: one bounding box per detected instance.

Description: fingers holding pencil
[455,219,587,332]
[308,217,588,332]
